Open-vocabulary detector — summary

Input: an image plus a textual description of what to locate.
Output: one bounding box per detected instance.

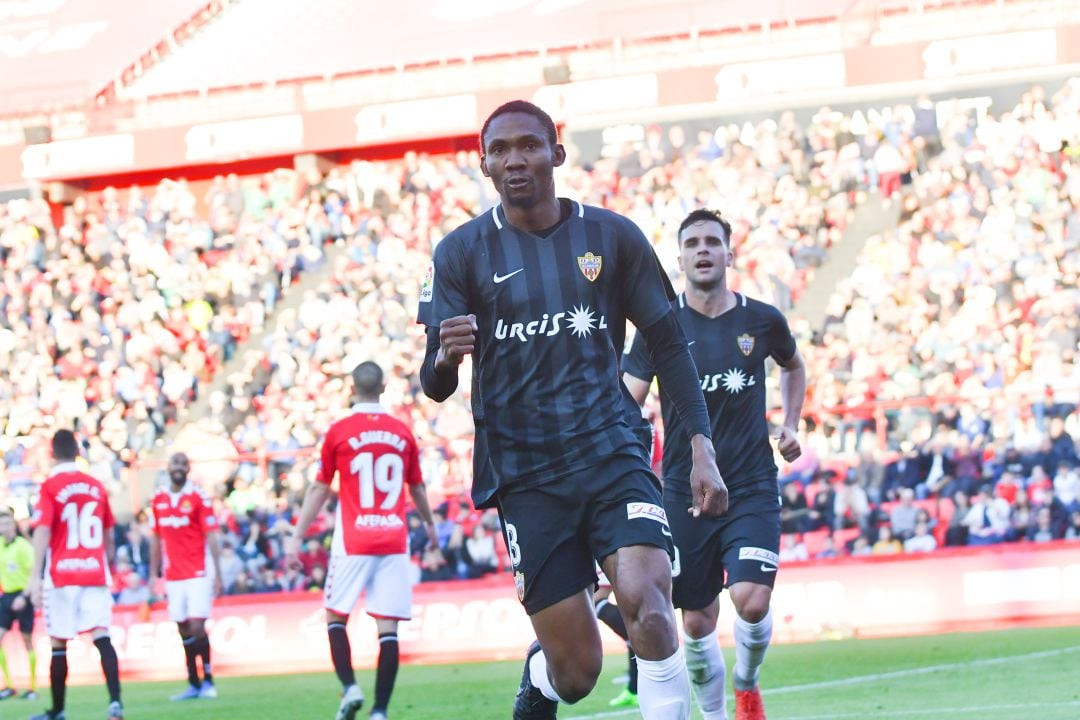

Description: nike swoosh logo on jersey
[493,268,524,284]
[760,564,777,573]
[687,341,696,346]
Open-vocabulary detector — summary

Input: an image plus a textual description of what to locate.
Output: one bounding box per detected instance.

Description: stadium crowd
[1,83,1077,599]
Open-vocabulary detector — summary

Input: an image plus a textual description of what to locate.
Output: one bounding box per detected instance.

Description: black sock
[373,632,400,713]
[595,599,629,641]
[182,635,200,687]
[93,637,122,704]
[628,644,638,694]
[195,634,213,683]
[327,623,356,688]
[50,649,68,713]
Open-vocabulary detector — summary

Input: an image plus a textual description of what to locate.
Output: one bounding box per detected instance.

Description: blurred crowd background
[0,80,1077,600]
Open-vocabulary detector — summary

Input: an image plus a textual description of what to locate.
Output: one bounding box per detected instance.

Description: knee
[682,611,716,640]
[549,650,601,704]
[735,596,771,625]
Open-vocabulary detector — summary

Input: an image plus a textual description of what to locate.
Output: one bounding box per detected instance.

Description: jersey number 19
[351,452,404,510]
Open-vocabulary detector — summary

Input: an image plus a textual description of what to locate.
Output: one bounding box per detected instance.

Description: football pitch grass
[34,624,1080,719]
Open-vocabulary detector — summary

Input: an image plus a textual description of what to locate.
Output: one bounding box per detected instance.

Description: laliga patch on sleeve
[738,546,780,566]
[419,262,434,303]
[626,502,669,526]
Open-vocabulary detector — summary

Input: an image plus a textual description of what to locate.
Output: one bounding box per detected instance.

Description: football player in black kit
[624,209,806,720]
[418,101,727,720]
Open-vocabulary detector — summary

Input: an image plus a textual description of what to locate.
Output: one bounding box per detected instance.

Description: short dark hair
[677,208,732,246]
[352,361,384,398]
[479,100,558,152]
[52,429,79,461]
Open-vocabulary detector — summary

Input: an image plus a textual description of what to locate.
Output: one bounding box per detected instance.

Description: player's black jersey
[624,292,796,500]
[417,199,674,506]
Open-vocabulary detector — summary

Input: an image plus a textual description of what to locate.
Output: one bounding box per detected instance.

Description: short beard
[502,188,538,209]
[169,472,186,485]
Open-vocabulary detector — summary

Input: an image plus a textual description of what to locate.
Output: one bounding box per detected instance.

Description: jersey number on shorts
[504,523,521,567]
[351,452,404,509]
[60,501,104,550]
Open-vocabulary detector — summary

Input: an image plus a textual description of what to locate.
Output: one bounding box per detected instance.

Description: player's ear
[725,247,734,267]
[480,155,490,178]
[552,143,566,167]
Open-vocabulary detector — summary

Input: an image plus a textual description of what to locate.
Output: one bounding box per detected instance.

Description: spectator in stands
[1009,488,1035,541]
[883,443,922,499]
[1064,510,1080,540]
[296,537,329,577]
[218,541,244,593]
[889,488,920,540]
[116,572,150,606]
[464,525,499,578]
[780,482,810,534]
[419,546,453,583]
[903,521,937,553]
[850,536,872,556]
[871,526,902,555]
[945,491,972,547]
[1027,507,1059,543]
[964,485,1011,546]
[833,474,871,532]
[307,565,326,592]
[852,447,886,505]
[816,535,839,559]
[778,534,809,563]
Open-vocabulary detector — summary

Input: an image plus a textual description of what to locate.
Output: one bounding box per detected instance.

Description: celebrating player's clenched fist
[436,314,477,368]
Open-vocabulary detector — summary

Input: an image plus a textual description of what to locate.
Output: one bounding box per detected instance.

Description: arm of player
[285,481,331,568]
[420,319,477,401]
[775,349,807,463]
[26,525,50,608]
[407,482,440,551]
[207,529,224,597]
[105,525,116,572]
[149,533,162,581]
[639,311,728,517]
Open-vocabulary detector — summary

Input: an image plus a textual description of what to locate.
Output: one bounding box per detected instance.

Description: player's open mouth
[506,177,529,189]
[695,260,714,269]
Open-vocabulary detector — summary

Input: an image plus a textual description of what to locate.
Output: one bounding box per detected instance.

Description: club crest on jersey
[737,333,755,356]
[515,571,526,602]
[179,499,192,513]
[577,252,602,282]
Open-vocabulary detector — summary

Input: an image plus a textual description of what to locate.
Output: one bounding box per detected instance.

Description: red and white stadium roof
[0,0,208,115]
[123,0,874,98]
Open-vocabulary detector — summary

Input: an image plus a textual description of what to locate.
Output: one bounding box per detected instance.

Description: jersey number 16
[60,501,104,550]
[350,452,404,510]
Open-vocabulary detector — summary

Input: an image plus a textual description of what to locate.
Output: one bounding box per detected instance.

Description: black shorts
[666,487,781,611]
[0,591,34,633]
[497,455,673,615]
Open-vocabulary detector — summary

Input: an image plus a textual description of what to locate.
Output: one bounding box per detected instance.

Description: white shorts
[44,586,113,640]
[166,577,213,623]
[325,554,413,620]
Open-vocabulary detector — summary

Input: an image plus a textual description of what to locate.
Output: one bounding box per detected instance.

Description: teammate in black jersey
[623,209,806,720]
[418,102,727,720]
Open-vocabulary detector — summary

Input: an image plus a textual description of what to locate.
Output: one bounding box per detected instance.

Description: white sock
[684,633,727,720]
[733,610,773,691]
[637,647,692,720]
[529,649,564,703]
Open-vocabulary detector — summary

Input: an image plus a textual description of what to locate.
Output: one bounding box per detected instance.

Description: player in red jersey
[287,362,439,720]
[149,452,223,702]
[26,430,123,720]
